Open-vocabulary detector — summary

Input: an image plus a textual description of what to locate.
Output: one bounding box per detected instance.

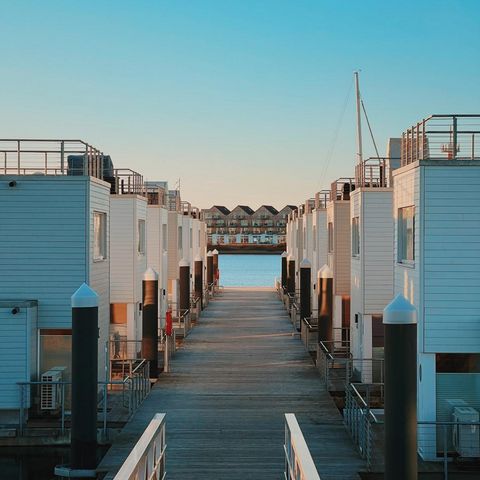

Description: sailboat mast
[354,71,363,164]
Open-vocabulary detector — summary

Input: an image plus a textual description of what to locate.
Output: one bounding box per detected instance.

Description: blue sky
[1,1,479,208]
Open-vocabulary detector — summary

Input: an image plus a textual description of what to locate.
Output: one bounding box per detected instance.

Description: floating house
[109,169,148,348]
[0,139,111,418]
[326,178,355,339]
[145,181,169,323]
[349,139,401,378]
[311,190,330,310]
[392,115,480,458]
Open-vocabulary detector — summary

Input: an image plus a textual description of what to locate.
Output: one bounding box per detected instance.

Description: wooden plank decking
[99,287,364,479]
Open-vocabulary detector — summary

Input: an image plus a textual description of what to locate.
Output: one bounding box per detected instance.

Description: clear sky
[1,1,479,209]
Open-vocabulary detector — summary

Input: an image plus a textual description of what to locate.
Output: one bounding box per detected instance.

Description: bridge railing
[113,413,167,480]
[284,413,320,480]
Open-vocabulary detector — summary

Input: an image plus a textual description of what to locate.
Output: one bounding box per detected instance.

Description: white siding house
[350,139,400,371]
[393,115,480,458]
[327,179,354,335]
[110,193,148,344]
[312,191,329,311]
[0,167,110,414]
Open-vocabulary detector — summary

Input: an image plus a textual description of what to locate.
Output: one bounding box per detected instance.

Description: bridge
[99,287,364,479]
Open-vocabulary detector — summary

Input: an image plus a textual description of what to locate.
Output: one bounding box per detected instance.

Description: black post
[142,268,159,379]
[300,259,311,322]
[179,259,190,315]
[317,265,333,346]
[212,249,219,285]
[287,257,296,295]
[206,251,214,286]
[384,295,417,480]
[194,255,203,310]
[71,283,98,474]
[281,251,288,292]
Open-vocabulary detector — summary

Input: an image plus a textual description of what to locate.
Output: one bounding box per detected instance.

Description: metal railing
[172,308,191,338]
[355,157,394,188]
[112,168,146,196]
[17,363,151,438]
[0,139,105,178]
[344,383,480,478]
[314,190,330,209]
[401,114,480,166]
[113,413,166,480]
[330,177,355,201]
[300,317,318,353]
[284,413,320,480]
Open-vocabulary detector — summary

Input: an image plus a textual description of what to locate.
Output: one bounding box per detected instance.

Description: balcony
[330,178,355,201]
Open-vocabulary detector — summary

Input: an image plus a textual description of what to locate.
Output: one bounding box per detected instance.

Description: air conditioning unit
[40,368,65,411]
[452,406,480,458]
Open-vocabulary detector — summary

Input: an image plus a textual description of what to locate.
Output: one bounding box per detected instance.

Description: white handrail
[113,413,167,480]
[284,413,321,480]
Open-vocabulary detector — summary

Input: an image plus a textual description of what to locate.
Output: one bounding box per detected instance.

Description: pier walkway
[99,287,364,479]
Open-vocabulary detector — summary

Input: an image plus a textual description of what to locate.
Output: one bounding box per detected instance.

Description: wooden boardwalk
[99,287,364,479]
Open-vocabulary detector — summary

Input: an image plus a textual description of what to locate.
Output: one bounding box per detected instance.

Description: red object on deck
[165,309,173,336]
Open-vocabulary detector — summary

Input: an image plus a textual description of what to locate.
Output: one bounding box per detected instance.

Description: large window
[93,211,107,261]
[138,219,146,254]
[328,222,334,253]
[398,206,415,264]
[178,226,183,250]
[162,224,167,252]
[352,217,360,256]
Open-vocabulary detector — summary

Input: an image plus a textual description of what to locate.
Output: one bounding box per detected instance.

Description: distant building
[201,204,297,246]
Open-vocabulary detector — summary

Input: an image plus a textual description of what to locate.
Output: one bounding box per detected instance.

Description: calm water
[219,254,280,287]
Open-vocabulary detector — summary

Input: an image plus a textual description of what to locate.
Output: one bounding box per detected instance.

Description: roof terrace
[401,114,480,166]
[355,157,396,188]
[0,138,106,179]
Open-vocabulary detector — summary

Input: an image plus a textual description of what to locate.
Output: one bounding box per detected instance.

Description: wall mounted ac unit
[452,406,480,458]
[40,368,64,411]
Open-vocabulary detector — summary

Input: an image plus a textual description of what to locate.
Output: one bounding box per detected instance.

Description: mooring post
[179,258,190,315]
[384,294,417,480]
[299,259,311,332]
[287,255,296,296]
[194,254,203,311]
[206,251,214,292]
[281,251,288,294]
[317,264,333,348]
[212,248,219,287]
[70,283,99,476]
[142,268,159,379]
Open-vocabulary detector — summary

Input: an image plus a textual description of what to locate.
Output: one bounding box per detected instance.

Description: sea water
[218,254,280,287]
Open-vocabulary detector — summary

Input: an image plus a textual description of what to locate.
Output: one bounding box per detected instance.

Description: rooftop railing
[330,177,355,201]
[0,139,105,179]
[314,190,330,209]
[355,157,396,188]
[401,114,480,166]
[113,168,146,196]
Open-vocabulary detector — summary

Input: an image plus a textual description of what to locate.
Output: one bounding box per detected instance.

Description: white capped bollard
[281,251,288,292]
[287,255,296,296]
[206,251,214,288]
[69,283,99,477]
[317,264,333,346]
[383,294,417,480]
[212,248,219,285]
[143,268,159,379]
[299,259,311,330]
[194,254,203,310]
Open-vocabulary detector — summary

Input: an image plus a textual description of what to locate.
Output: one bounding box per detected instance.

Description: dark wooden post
[317,264,333,346]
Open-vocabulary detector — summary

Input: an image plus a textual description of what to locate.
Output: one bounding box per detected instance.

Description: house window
[162,224,167,251]
[313,226,317,251]
[190,228,193,248]
[178,226,183,250]
[352,217,360,256]
[328,222,334,253]
[137,219,146,254]
[398,206,415,263]
[93,211,107,261]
